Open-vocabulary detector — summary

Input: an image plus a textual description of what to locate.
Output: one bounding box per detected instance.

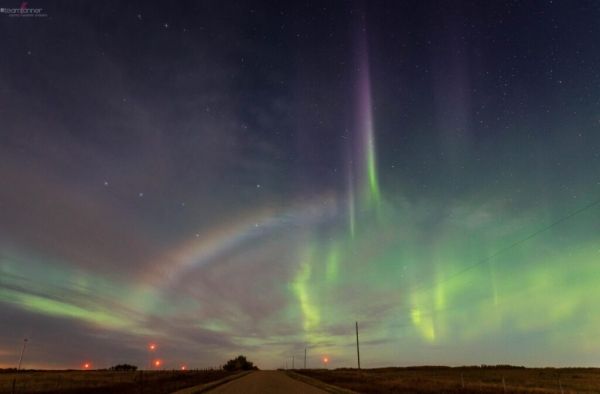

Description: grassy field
[0,369,233,394]
[294,366,600,393]
[4,367,600,393]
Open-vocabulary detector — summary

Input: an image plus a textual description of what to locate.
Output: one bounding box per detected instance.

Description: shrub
[223,355,258,371]
[109,364,138,371]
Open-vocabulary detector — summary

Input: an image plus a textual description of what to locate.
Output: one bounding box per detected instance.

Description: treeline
[336,365,528,371]
[108,364,138,371]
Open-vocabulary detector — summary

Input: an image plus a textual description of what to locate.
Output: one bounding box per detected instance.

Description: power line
[363,195,600,319]
[412,195,600,294]
[354,196,600,351]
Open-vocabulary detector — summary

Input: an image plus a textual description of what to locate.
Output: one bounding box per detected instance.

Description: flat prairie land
[0,369,232,394]
[294,366,600,393]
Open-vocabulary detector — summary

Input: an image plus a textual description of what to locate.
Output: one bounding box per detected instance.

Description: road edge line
[171,370,253,394]
[285,371,358,393]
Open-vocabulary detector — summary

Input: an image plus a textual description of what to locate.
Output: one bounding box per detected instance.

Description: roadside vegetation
[0,369,232,394]
[294,366,600,393]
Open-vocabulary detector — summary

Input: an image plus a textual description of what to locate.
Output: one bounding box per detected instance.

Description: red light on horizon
[323,357,329,364]
[154,359,162,367]
[181,365,187,371]
[83,362,91,370]
[149,343,157,351]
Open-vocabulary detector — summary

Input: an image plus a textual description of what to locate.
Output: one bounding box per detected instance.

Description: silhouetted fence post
[139,370,144,394]
[502,376,506,393]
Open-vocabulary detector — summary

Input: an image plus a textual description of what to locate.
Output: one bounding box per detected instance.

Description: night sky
[1,0,600,370]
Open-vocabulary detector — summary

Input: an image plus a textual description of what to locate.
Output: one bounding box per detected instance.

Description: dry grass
[294,366,600,393]
[0,369,233,394]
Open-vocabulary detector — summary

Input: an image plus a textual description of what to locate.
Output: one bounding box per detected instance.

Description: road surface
[207,371,328,393]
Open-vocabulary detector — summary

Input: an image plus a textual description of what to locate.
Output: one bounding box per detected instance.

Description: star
[139,192,144,197]
[103,181,109,186]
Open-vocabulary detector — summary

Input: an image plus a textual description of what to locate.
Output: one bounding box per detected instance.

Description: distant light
[323,357,329,364]
[154,359,162,367]
[181,365,186,371]
[149,343,156,351]
[83,363,91,369]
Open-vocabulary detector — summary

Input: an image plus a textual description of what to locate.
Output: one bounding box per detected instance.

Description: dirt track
[206,371,328,393]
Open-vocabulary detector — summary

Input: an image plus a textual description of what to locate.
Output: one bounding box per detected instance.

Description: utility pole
[304,348,307,369]
[292,355,294,369]
[355,321,361,369]
[13,339,28,394]
[17,338,28,371]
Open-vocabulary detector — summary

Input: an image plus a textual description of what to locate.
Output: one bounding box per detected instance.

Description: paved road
[207,371,328,393]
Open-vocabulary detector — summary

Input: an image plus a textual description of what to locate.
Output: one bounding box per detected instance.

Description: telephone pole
[355,321,361,369]
[304,348,307,369]
[292,355,294,369]
[17,338,28,371]
[12,339,28,394]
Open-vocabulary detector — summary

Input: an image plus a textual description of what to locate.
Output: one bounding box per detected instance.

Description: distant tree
[223,355,258,371]
[109,364,138,371]
[480,364,525,369]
